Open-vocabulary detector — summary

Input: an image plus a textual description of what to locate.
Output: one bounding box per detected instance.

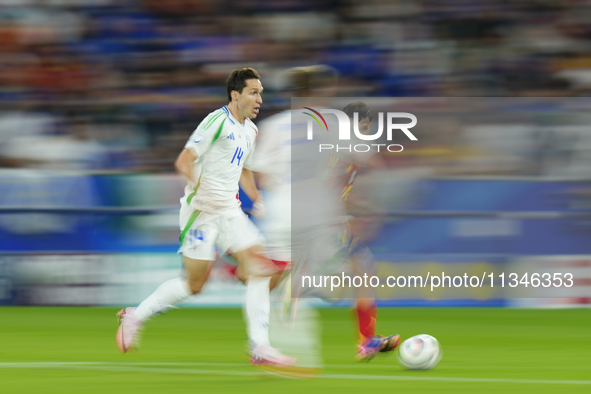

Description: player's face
[358,117,371,135]
[237,78,263,120]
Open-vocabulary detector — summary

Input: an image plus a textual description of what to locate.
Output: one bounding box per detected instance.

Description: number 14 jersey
[181,106,258,213]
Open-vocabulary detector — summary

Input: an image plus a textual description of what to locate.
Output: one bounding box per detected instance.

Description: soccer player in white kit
[116,68,296,366]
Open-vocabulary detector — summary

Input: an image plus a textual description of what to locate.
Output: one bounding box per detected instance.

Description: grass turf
[0,307,589,394]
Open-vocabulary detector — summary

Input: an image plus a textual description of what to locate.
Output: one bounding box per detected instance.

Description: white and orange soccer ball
[397,334,442,370]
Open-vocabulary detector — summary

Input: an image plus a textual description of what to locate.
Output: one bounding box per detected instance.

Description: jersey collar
[223,106,245,127]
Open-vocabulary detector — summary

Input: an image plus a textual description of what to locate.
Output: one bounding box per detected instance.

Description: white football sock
[245,276,271,347]
[134,277,192,323]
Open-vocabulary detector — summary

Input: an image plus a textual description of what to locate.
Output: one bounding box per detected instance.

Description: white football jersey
[181,106,258,212]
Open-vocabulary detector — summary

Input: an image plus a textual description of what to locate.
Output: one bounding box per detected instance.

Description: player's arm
[179,112,222,185]
[240,168,265,218]
[239,168,262,202]
[175,148,198,186]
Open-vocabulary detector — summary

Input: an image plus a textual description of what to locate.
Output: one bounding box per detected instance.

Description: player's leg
[134,256,210,320]
[230,246,288,362]
[234,256,288,291]
[351,250,400,361]
[116,210,217,354]
[230,245,274,350]
[354,250,378,345]
[225,211,296,366]
[356,297,378,344]
[116,257,210,353]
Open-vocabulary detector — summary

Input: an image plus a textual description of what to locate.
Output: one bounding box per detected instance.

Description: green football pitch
[0,307,589,394]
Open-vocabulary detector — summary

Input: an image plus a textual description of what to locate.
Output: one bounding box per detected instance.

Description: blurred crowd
[2,0,591,174]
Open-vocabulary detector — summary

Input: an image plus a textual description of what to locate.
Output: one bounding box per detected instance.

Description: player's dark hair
[343,101,372,122]
[284,67,311,95]
[226,68,261,101]
[283,65,337,97]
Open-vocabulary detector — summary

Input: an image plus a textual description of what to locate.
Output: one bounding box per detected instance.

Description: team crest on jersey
[192,129,206,143]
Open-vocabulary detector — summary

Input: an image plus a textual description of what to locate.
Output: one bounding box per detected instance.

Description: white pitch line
[0,363,263,377]
[0,362,248,367]
[322,374,591,385]
[328,363,591,372]
[2,361,587,371]
[0,362,590,385]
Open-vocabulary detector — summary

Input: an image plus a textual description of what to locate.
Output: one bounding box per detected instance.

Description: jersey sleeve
[185,112,226,158]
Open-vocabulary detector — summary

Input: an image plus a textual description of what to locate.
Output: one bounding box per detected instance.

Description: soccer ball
[397,334,442,370]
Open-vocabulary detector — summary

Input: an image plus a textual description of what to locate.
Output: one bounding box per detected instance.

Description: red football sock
[356,301,377,343]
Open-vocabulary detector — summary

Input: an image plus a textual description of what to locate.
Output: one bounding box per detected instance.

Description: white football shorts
[178,205,264,261]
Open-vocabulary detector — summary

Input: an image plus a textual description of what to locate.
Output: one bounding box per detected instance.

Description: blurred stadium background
[1,1,591,393]
[1,0,591,307]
